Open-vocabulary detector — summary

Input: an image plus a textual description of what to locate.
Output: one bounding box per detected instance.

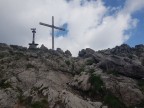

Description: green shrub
[89,74,104,93]
[0,60,4,64]
[60,64,65,67]
[17,94,32,106]
[12,52,24,60]
[0,54,5,59]
[25,56,30,61]
[31,99,48,108]
[79,66,85,73]
[54,100,65,108]
[16,86,23,93]
[134,100,144,108]
[137,80,144,93]
[128,55,133,59]
[107,70,119,77]
[0,79,12,89]
[142,59,144,66]
[26,63,35,69]
[65,60,70,66]
[14,56,21,60]
[17,86,48,107]
[71,63,74,72]
[0,51,9,59]
[86,59,94,65]
[104,91,126,108]
[16,52,24,56]
[89,74,126,108]
[89,68,95,73]
[0,70,3,78]
[0,66,4,70]
[17,93,25,104]
[41,99,48,104]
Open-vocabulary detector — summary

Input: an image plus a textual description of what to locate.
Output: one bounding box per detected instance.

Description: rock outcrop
[0,43,144,108]
[78,44,144,79]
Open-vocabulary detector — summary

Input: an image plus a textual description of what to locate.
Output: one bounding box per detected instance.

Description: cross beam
[39,16,65,50]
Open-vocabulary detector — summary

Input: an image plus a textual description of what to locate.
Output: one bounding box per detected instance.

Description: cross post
[31,28,36,44]
[52,16,54,50]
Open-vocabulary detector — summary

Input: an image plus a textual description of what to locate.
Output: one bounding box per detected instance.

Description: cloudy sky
[0,0,144,56]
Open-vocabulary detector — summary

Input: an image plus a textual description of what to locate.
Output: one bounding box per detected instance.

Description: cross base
[29,43,38,49]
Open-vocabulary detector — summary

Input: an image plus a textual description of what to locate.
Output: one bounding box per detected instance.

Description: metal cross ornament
[29,28,38,49]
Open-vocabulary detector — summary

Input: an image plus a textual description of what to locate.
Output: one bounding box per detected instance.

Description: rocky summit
[0,43,144,108]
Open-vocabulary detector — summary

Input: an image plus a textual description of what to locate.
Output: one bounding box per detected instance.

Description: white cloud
[0,0,143,56]
[123,0,144,14]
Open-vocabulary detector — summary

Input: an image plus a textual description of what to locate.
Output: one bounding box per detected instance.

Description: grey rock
[135,44,144,52]
[79,48,95,58]
[0,88,18,107]
[98,55,144,79]
[65,50,72,57]
[57,48,64,54]
[71,72,91,91]
[101,74,144,107]
[60,90,102,108]
[110,44,132,55]
[40,44,48,51]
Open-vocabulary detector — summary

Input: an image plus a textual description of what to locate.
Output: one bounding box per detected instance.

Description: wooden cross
[39,16,65,50]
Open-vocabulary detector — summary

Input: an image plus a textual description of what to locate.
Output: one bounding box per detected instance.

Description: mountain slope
[0,43,144,108]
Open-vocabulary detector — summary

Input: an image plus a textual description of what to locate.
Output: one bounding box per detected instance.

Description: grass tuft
[0,79,12,89]
[104,91,126,108]
[26,63,35,69]
[89,74,104,93]
[31,99,48,108]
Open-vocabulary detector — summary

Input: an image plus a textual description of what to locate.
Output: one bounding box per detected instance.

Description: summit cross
[39,16,65,50]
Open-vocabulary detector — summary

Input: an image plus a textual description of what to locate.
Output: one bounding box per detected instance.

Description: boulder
[40,44,48,51]
[101,75,144,107]
[98,55,144,79]
[110,44,132,55]
[60,90,103,108]
[65,50,72,57]
[71,72,91,91]
[79,48,95,58]
[135,44,144,52]
[57,48,64,54]
[0,88,18,108]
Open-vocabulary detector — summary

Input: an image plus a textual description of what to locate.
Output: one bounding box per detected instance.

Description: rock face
[71,72,91,91]
[0,43,144,108]
[79,44,144,79]
[101,74,144,107]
